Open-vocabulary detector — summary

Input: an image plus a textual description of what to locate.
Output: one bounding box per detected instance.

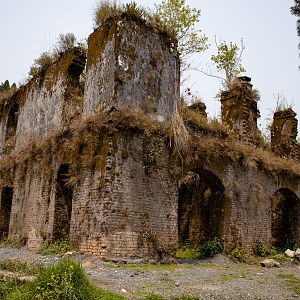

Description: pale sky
[0,0,299,133]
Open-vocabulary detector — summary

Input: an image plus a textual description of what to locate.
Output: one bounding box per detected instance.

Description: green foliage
[254,242,267,257]
[229,248,244,261]
[197,237,224,258]
[0,259,42,275]
[155,0,208,72]
[38,240,73,256]
[6,258,126,300]
[0,276,22,299]
[211,40,246,89]
[0,80,10,92]
[176,245,199,259]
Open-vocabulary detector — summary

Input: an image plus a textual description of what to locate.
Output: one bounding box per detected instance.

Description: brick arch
[178,167,225,248]
[271,188,300,248]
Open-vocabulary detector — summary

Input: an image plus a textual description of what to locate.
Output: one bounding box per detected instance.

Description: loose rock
[260,259,280,268]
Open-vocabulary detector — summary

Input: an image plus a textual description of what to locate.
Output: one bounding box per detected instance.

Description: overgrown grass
[277,274,300,295]
[0,239,23,249]
[1,258,125,300]
[0,259,43,275]
[38,240,74,256]
[0,276,22,299]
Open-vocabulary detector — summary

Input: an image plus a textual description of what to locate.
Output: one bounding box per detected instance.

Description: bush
[197,237,224,258]
[176,244,199,259]
[229,248,244,261]
[254,242,267,257]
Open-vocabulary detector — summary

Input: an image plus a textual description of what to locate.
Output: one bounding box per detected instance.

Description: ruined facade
[0,14,300,260]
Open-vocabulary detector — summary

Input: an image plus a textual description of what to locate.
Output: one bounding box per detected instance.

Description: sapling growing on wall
[155,0,209,73]
[211,39,246,90]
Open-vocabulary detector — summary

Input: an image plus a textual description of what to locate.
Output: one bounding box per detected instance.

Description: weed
[0,276,22,299]
[38,240,73,255]
[197,237,224,258]
[229,248,245,261]
[139,294,165,300]
[175,245,199,259]
[254,242,267,257]
[277,274,300,295]
[0,259,43,275]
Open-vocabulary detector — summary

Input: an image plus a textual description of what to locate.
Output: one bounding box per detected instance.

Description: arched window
[178,168,225,248]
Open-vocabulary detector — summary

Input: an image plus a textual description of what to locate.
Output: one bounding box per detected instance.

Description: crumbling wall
[83,15,179,122]
[271,108,298,159]
[221,77,260,144]
[14,48,86,151]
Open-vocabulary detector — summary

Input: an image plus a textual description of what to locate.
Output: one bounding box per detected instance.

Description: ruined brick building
[0,14,299,260]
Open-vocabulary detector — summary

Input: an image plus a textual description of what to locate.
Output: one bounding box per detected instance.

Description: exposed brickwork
[271,108,298,159]
[221,77,260,144]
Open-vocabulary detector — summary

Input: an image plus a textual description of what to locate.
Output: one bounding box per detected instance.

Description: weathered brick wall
[221,77,260,144]
[271,108,298,159]
[83,16,179,122]
[0,49,86,153]
[70,130,177,260]
[8,160,57,249]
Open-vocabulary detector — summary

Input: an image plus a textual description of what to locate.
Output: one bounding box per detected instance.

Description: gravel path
[1,247,300,300]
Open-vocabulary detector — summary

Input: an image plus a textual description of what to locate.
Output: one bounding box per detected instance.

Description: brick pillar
[271,108,298,159]
[220,76,260,144]
[83,15,180,122]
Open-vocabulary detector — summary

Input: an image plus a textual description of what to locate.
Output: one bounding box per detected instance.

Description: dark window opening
[271,188,300,249]
[178,169,225,248]
[52,164,73,241]
[0,187,13,240]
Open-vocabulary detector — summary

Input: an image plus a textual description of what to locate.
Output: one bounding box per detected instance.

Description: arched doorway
[271,188,300,248]
[178,168,225,248]
[0,187,13,240]
[52,164,73,241]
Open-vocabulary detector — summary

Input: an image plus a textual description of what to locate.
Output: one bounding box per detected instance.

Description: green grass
[38,240,74,255]
[0,258,126,300]
[277,274,300,295]
[108,263,188,272]
[0,259,43,275]
[176,248,199,259]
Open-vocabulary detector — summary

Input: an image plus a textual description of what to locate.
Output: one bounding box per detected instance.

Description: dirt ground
[0,247,300,300]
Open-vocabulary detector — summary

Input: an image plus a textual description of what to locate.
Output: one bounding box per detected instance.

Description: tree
[0,80,10,92]
[211,39,246,90]
[155,0,208,73]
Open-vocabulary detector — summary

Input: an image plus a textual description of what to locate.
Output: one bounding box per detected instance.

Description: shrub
[229,247,244,261]
[53,33,77,59]
[254,241,267,257]
[197,237,224,258]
